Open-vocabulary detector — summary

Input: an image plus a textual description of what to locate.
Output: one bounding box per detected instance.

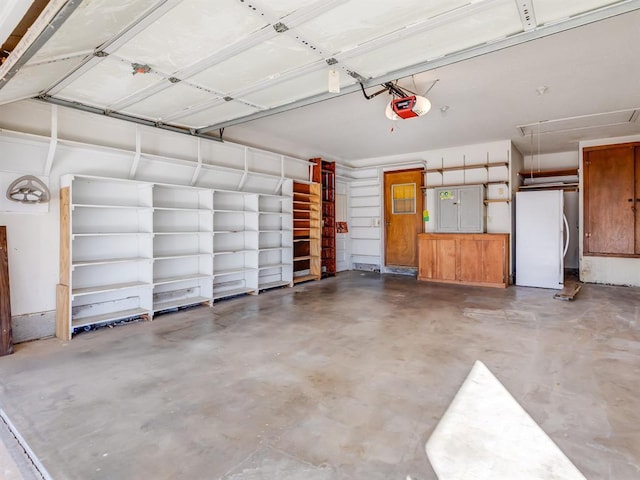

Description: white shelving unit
[258,186,293,290]
[152,184,213,313]
[213,190,259,300]
[60,176,154,338]
[57,175,294,340]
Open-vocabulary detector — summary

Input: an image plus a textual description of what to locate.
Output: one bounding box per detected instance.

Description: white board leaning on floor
[426,361,586,480]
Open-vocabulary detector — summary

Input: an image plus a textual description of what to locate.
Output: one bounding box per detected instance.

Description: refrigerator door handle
[562,213,570,258]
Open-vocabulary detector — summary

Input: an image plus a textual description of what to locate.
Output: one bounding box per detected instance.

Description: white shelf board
[259,211,289,216]
[259,229,291,233]
[213,249,254,255]
[154,206,213,212]
[72,307,149,329]
[72,281,151,298]
[72,257,151,267]
[212,287,256,300]
[72,232,153,238]
[258,280,291,290]
[259,246,289,251]
[212,267,254,277]
[258,263,291,270]
[153,273,212,286]
[72,204,152,210]
[153,296,211,312]
[154,253,211,261]
[215,209,257,213]
[154,231,212,236]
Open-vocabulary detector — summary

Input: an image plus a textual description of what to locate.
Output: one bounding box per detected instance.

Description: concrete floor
[0,271,639,479]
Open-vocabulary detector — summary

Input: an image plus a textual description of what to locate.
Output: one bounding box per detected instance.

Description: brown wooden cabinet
[584,143,640,256]
[418,233,509,288]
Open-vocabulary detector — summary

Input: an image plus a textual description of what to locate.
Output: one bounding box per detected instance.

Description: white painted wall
[0,100,310,341]
[579,134,640,286]
[346,141,518,273]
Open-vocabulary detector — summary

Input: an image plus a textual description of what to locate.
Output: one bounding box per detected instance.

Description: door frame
[382,167,424,271]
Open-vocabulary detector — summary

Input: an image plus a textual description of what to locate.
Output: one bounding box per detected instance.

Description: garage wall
[345,140,518,272]
[0,100,309,342]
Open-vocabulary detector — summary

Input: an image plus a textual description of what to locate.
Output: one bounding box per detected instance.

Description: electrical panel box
[435,184,485,233]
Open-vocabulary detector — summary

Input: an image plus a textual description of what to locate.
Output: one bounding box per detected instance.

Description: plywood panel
[0,226,13,356]
[56,284,70,341]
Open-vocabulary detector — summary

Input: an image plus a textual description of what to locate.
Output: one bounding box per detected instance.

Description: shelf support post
[43,104,58,176]
[190,138,202,185]
[129,126,141,179]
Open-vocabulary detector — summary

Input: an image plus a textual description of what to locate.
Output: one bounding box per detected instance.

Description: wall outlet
[373,218,381,227]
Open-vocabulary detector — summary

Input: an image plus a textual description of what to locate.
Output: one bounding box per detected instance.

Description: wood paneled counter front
[418,233,509,288]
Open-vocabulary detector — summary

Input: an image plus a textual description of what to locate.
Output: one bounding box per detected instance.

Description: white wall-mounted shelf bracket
[129,126,141,179]
[190,138,202,185]
[43,104,58,176]
[237,147,249,191]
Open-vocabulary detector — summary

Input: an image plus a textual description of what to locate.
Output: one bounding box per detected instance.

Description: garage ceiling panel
[174,100,260,129]
[241,68,356,108]
[265,0,320,19]
[345,1,523,78]
[56,57,163,108]
[30,0,159,63]
[113,0,269,73]
[0,57,82,105]
[122,82,217,121]
[534,0,620,25]
[295,0,470,54]
[189,35,321,94]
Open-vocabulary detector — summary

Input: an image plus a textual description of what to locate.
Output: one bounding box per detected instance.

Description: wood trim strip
[0,226,13,356]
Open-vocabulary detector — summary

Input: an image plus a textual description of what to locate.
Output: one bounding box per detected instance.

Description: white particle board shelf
[153,274,212,286]
[259,263,291,270]
[72,232,153,238]
[72,308,150,329]
[153,206,212,212]
[154,253,211,261]
[153,296,211,312]
[72,257,151,267]
[258,280,291,290]
[72,281,151,298]
[213,267,255,277]
[212,287,257,300]
[72,204,153,210]
[213,249,254,255]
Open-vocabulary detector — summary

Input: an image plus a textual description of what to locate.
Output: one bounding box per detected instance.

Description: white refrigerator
[515,190,568,289]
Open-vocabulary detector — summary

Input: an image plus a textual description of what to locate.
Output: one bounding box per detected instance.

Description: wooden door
[584,145,635,255]
[384,169,424,267]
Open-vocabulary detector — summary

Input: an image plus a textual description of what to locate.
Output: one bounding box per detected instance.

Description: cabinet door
[459,186,484,233]
[584,146,635,255]
[435,238,457,281]
[459,239,483,283]
[418,237,436,279]
[482,238,506,285]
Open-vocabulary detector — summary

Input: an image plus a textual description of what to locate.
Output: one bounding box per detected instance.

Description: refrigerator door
[515,190,564,289]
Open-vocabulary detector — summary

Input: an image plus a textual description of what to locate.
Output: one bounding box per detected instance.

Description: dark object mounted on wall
[6,175,51,204]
